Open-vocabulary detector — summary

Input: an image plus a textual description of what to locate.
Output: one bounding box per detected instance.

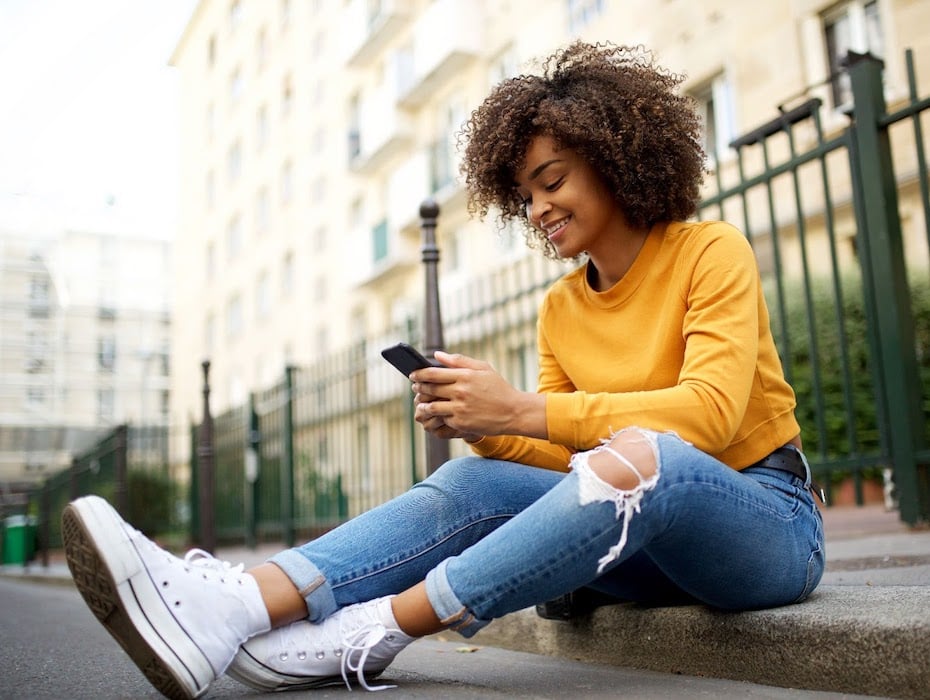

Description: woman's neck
[586,223,651,291]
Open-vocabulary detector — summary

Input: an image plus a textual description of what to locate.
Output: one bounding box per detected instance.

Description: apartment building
[168,0,929,441]
[0,216,172,485]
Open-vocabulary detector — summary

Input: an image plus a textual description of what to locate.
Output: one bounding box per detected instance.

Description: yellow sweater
[471,220,801,472]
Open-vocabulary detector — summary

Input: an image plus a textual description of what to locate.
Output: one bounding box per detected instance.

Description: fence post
[846,51,928,525]
[197,360,216,553]
[39,482,50,568]
[420,199,450,474]
[189,421,199,544]
[282,366,296,547]
[69,456,79,501]
[114,424,128,516]
[246,392,260,549]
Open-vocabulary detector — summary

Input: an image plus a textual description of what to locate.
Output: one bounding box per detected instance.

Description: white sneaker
[62,495,271,699]
[227,595,415,692]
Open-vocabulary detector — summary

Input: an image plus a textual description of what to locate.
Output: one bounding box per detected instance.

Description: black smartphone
[381,342,443,378]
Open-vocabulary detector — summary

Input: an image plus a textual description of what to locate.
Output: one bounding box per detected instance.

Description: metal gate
[698,51,929,524]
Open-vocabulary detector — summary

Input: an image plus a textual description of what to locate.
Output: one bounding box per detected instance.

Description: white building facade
[0,220,172,485]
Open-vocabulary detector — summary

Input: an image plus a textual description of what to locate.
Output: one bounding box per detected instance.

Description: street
[0,577,881,700]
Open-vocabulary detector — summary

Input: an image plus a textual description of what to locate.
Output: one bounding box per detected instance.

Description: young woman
[63,42,824,699]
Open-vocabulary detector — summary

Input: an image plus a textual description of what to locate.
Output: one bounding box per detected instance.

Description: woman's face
[514,135,627,261]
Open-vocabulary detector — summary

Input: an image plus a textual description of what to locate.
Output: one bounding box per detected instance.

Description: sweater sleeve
[543,227,761,454]
[467,434,573,472]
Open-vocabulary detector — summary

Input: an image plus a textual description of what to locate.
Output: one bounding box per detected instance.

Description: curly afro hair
[460,42,706,258]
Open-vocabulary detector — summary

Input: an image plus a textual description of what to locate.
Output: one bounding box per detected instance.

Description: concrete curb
[471,585,930,699]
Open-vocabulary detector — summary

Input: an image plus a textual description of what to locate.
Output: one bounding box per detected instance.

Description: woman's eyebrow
[528,159,562,181]
[515,158,564,188]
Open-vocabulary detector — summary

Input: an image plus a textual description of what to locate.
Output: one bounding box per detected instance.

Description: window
[98,335,117,372]
[205,240,216,280]
[206,102,215,140]
[98,284,117,319]
[256,270,271,319]
[372,219,388,263]
[205,170,215,209]
[429,97,465,193]
[443,226,463,273]
[313,274,327,302]
[313,225,327,252]
[823,0,884,108]
[25,330,48,372]
[256,105,269,150]
[281,251,295,296]
[256,27,268,69]
[226,213,243,259]
[227,140,242,183]
[350,197,364,230]
[255,187,269,234]
[282,74,293,115]
[28,274,50,317]
[230,66,244,105]
[97,388,115,420]
[226,294,243,338]
[229,0,243,32]
[567,0,605,33]
[312,177,325,204]
[280,160,293,203]
[205,313,216,353]
[315,327,328,357]
[689,72,737,164]
[311,31,324,61]
[27,386,46,408]
[489,46,519,87]
[497,218,522,254]
[348,93,361,160]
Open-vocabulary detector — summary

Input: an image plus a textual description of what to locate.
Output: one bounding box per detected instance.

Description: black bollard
[197,360,216,553]
[419,199,450,474]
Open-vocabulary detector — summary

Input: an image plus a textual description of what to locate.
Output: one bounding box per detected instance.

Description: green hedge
[770,273,930,463]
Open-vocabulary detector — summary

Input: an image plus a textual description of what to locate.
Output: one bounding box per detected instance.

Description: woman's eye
[545,177,563,192]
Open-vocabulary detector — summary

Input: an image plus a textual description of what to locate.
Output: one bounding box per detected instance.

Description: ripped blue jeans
[270,430,824,638]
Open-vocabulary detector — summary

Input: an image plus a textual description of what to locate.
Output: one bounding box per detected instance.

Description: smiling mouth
[544,216,570,239]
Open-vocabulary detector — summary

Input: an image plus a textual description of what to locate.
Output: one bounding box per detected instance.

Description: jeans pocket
[794,508,825,603]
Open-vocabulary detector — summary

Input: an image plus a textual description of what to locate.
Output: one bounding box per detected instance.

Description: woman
[63,42,824,699]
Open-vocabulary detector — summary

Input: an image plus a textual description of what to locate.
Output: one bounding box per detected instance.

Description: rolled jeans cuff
[268,549,337,623]
[425,559,491,638]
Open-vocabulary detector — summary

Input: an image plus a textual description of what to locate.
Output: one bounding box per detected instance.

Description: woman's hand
[411,351,547,440]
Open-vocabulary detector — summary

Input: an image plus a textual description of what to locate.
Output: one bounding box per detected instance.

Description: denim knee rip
[570,427,662,574]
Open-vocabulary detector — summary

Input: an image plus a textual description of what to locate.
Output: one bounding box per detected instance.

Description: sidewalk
[469,505,930,699]
[3,505,928,697]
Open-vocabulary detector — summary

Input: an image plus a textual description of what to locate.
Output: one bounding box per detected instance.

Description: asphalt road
[0,578,880,700]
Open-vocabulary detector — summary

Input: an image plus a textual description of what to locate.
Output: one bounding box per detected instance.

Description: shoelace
[182,548,245,583]
[340,621,393,692]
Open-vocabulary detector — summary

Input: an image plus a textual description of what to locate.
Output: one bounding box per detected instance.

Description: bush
[126,469,175,537]
[769,273,930,461]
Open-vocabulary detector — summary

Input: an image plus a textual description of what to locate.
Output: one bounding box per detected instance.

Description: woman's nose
[527,197,550,226]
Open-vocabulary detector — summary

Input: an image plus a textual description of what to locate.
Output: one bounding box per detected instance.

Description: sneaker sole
[62,496,214,700]
[227,646,384,691]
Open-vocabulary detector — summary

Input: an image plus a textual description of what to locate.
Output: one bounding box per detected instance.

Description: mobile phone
[381,342,443,378]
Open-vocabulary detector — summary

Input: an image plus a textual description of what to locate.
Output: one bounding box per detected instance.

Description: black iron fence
[29,424,173,555]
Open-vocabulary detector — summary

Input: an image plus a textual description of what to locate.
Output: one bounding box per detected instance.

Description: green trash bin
[2,515,36,565]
